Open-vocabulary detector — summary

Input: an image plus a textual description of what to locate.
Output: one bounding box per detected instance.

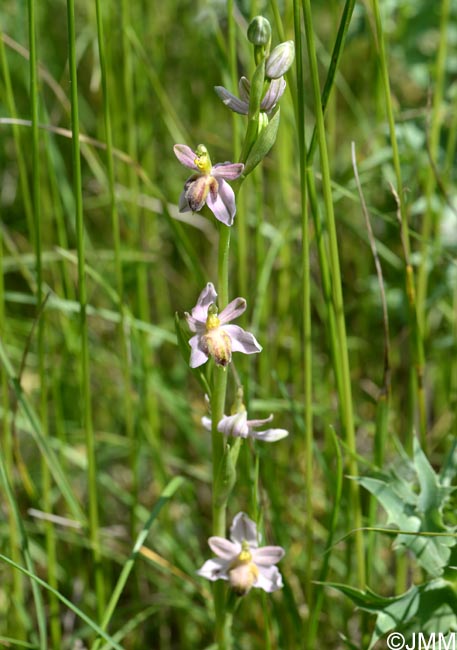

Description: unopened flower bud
[247,16,272,46]
[265,40,295,79]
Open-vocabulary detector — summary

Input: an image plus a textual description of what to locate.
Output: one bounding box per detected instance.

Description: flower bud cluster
[214,16,295,141]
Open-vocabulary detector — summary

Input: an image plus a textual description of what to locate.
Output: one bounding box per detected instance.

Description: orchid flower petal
[174,144,199,170]
[230,512,258,547]
[185,313,206,333]
[246,414,274,427]
[178,189,192,213]
[189,335,209,368]
[218,297,246,325]
[255,565,284,592]
[196,282,218,306]
[201,416,212,431]
[187,283,217,326]
[251,428,289,442]
[217,412,250,438]
[208,536,239,559]
[238,76,251,102]
[261,77,286,112]
[222,325,262,354]
[184,175,213,212]
[197,558,230,581]
[214,86,249,114]
[252,546,285,566]
[212,162,244,181]
[206,179,236,226]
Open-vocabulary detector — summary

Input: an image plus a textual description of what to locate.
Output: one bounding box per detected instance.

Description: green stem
[0,219,25,636]
[0,350,47,648]
[217,225,231,309]
[95,0,137,538]
[27,2,59,644]
[211,223,232,649]
[66,0,105,617]
[0,36,34,238]
[307,427,343,648]
[302,0,365,589]
[371,0,426,450]
[416,0,450,328]
[293,0,314,636]
[306,0,356,166]
[304,0,356,435]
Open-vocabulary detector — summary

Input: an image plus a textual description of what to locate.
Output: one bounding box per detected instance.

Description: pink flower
[173,144,244,227]
[197,512,285,595]
[185,283,261,368]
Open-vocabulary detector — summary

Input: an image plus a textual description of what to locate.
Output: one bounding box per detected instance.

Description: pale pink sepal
[173,144,198,170]
[222,325,262,354]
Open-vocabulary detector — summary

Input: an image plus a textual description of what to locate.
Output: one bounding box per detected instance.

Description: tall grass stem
[66,0,105,617]
[302,0,366,589]
[27,0,61,643]
[292,0,314,636]
[370,0,426,450]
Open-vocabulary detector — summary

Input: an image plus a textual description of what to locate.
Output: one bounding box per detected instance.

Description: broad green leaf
[441,439,457,487]
[414,438,453,528]
[356,439,456,577]
[328,579,457,649]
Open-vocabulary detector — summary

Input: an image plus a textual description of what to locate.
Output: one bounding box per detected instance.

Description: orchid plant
[174,15,294,650]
